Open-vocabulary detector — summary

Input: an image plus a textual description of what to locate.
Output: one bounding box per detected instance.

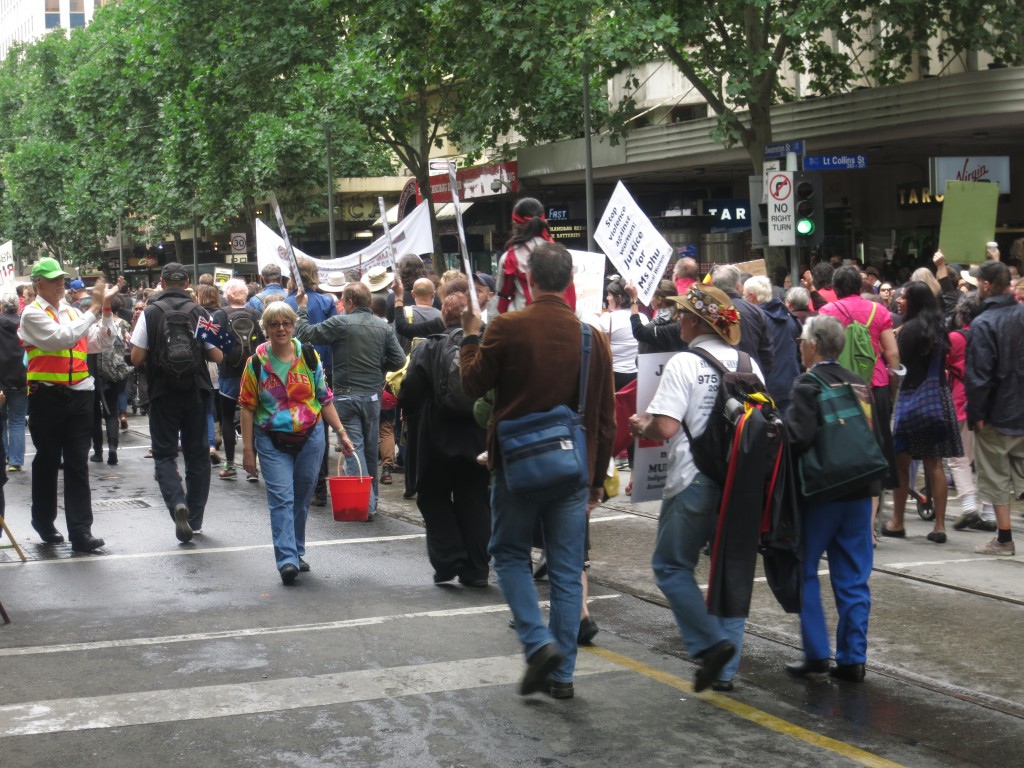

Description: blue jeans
[652,473,745,682]
[2,387,28,467]
[335,394,380,514]
[800,498,873,665]
[489,467,587,684]
[255,425,324,570]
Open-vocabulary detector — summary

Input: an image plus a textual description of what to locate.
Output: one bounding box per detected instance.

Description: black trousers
[92,379,121,455]
[149,389,211,529]
[28,386,96,541]
[416,454,491,582]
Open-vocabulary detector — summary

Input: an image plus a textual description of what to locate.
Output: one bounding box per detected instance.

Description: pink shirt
[675,277,697,296]
[819,296,893,387]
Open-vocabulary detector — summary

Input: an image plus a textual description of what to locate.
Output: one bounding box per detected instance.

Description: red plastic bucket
[329,453,371,521]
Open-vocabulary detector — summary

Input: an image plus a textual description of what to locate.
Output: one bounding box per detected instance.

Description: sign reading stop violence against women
[595,182,673,306]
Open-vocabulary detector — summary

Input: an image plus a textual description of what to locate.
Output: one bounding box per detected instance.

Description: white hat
[361,265,393,293]
[318,273,347,293]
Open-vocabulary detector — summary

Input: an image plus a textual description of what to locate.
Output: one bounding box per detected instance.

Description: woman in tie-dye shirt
[239,302,353,585]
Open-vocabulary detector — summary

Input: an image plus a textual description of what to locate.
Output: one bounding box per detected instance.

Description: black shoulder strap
[577,323,592,415]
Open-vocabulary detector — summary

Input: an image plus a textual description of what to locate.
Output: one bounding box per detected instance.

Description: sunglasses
[266,321,294,329]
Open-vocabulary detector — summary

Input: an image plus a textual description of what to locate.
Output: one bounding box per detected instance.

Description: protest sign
[0,241,14,292]
[939,181,1000,265]
[594,182,673,306]
[447,162,480,313]
[630,351,678,503]
[268,193,304,296]
[569,250,606,319]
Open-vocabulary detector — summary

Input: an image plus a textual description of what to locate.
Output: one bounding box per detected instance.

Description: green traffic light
[796,218,815,236]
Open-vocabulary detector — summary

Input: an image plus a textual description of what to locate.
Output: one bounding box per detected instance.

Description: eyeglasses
[879,286,893,292]
[266,321,294,329]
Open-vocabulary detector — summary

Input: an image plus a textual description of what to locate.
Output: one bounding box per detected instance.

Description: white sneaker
[975,538,1015,556]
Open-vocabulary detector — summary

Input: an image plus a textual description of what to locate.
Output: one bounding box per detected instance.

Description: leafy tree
[612,0,1024,171]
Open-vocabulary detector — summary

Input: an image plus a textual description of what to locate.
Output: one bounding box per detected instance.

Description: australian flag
[196,317,235,354]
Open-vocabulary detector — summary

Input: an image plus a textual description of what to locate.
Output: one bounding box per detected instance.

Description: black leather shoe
[549,680,574,699]
[38,531,65,545]
[107,451,118,466]
[695,640,736,692]
[71,535,105,553]
[280,564,299,585]
[520,643,564,695]
[458,576,489,588]
[786,659,831,677]
[711,680,734,692]
[90,453,103,463]
[298,558,311,573]
[829,663,866,682]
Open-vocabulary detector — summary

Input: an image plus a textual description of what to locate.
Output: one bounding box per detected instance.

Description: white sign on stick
[630,351,678,503]
[766,171,795,247]
[594,182,673,306]
[0,240,14,291]
[568,249,605,319]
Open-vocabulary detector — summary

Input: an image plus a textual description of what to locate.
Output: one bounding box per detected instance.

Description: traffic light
[748,175,768,248]
[793,171,824,248]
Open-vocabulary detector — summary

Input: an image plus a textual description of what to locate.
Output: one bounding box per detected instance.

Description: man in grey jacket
[296,282,405,519]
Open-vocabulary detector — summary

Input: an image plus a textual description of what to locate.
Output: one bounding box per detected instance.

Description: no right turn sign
[767,172,795,247]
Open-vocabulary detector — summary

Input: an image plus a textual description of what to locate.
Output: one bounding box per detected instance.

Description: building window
[45,0,60,29]
[70,0,84,9]
[70,14,85,27]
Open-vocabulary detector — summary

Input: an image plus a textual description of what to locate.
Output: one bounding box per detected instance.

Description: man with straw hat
[629,284,763,693]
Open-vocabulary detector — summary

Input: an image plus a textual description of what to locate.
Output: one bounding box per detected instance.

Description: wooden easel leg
[0,516,28,563]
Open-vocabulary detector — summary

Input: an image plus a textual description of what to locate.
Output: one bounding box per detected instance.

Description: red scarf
[497,216,575,313]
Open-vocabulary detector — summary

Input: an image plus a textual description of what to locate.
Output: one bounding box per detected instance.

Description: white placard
[594,182,673,306]
[568,249,605,319]
[0,240,14,292]
[630,351,679,503]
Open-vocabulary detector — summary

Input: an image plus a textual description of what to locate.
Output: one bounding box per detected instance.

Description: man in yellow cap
[18,257,119,552]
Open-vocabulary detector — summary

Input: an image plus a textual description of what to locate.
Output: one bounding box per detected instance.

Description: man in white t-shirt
[629,284,763,693]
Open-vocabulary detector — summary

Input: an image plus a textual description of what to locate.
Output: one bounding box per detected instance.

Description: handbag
[797,371,888,501]
[893,356,950,444]
[267,423,318,456]
[496,323,592,498]
[98,325,132,383]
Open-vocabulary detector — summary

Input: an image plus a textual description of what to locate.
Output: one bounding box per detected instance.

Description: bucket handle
[335,450,366,482]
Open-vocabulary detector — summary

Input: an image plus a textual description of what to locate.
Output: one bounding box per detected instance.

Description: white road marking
[0,534,427,568]
[0,653,624,737]
[884,557,997,568]
[0,594,621,658]
[590,514,640,523]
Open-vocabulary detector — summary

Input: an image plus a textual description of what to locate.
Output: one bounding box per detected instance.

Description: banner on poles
[594,182,673,306]
[255,200,434,283]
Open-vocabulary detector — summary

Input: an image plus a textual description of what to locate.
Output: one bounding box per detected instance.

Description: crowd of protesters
[2,208,1022,701]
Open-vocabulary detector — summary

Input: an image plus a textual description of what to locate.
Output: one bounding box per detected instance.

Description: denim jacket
[294,307,406,396]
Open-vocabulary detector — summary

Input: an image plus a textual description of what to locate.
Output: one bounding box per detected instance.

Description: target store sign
[767,172,795,247]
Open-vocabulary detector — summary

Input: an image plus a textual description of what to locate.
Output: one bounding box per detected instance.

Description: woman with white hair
[0,293,28,472]
[212,279,265,480]
[745,275,801,412]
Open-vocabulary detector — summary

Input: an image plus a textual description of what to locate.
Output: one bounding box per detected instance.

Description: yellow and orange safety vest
[23,301,90,386]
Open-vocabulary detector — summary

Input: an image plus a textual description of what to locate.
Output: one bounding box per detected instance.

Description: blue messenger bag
[496,323,592,498]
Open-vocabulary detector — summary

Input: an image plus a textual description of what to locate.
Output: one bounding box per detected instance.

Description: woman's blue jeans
[255,425,324,571]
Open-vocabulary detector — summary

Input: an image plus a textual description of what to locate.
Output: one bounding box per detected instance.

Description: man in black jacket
[131,263,223,544]
[964,260,1024,556]
[712,264,774,378]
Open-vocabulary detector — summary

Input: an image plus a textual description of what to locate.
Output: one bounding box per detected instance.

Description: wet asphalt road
[2,416,1024,767]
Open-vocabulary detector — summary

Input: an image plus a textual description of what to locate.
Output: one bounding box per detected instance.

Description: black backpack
[681,347,775,486]
[431,328,475,414]
[149,297,205,390]
[223,308,264,373]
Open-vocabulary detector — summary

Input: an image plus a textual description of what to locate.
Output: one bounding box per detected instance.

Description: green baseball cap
[31,257,69,280]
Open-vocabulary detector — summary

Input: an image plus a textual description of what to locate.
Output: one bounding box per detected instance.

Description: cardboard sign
[630,352,679,503]
[569,249,606,319]
[595,182,673,306]
[939,181,1000,265]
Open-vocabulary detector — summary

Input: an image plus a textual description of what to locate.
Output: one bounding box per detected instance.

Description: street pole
[582,57,596,253]
[326,123,337,260]
[192,214,199,283]
[118,217,124,278]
